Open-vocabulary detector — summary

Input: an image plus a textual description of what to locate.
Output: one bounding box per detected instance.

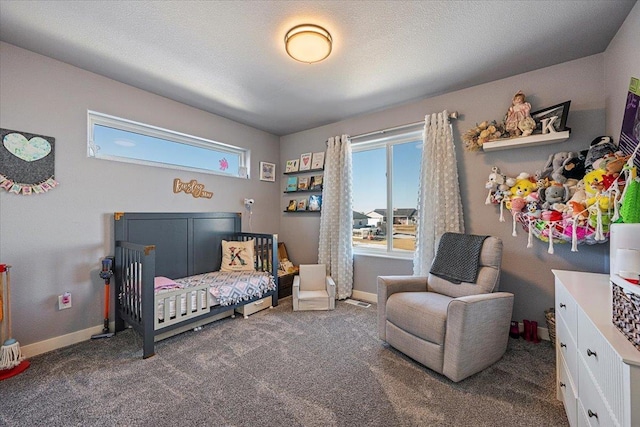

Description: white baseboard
[21,322,115,358]
[351,290,377,304]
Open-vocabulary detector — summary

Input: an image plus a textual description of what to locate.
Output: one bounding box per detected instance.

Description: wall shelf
[481,130,570,152]
[283,168,324,175]
[283,189,322,194]
[283,210,321,213]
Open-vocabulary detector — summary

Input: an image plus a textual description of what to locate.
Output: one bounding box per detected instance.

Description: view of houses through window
[352,130,422,254]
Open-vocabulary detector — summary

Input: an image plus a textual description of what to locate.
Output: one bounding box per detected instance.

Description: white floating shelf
[482,130,570,152]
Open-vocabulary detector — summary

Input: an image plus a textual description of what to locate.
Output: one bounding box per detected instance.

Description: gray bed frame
[113,212,278,358]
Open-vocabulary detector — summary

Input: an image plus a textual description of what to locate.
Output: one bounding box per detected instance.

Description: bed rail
[114,241,157,357]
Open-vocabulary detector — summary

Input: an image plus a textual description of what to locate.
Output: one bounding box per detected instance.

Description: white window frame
[87,110,249,178]
[352,128,423,259]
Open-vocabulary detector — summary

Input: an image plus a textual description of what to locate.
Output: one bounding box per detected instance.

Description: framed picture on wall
[259,161,275,182]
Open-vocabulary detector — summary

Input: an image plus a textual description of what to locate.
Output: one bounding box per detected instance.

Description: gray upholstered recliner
[377,235,513,382]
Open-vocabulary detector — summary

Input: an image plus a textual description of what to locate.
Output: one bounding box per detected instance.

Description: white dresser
[553,270,640,427]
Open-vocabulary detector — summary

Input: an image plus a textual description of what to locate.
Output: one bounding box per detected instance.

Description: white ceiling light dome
[285,24,332,64]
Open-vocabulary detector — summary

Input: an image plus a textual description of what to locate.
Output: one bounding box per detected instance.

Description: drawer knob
[559,382,566,388]
[588,409,598,419]
[560,342,567,348]
[587,349,597,358]
[559,303,566,308]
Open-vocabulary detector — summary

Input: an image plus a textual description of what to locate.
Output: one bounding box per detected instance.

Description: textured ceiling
[0,1,636,136]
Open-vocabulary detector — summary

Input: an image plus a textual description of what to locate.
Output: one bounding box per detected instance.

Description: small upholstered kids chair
[292,264,336,311]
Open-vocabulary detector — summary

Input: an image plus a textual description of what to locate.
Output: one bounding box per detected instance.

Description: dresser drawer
[559,353,578,427]
[556,279,578,338]
[577,308,624,423]
[557,314,578,385]
[235,296,272,318]
[578,357,615,427]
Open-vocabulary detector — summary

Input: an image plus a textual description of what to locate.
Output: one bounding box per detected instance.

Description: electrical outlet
[58,292,72,310]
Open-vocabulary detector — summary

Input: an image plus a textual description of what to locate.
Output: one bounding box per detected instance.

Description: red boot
[522,319,531,341]
[529,321,541,343]
[509,321,520,339]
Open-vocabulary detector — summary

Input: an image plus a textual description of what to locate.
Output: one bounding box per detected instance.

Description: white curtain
[318,135,353,299]
[413,111,464,276]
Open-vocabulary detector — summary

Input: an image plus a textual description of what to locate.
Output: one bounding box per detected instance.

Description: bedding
[174,270,276,306]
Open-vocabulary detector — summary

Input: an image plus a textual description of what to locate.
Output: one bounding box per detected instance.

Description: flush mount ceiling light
[285,24,332,64]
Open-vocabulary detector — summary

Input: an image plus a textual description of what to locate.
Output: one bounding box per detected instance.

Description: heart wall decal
[0,128,56,194]
[3,132,52,162]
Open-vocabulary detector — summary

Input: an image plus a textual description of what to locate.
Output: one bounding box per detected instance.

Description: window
[352,129,422,257]
[87,111,249,178]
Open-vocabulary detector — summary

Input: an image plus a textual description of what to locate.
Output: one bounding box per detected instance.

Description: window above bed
[87,110,249,178]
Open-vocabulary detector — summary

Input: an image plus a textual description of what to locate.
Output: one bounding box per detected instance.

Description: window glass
[352,130,422,256]
[87,111,248,178]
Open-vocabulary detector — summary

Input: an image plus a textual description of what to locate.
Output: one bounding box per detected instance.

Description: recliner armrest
[443,292,514,382]
[377,276,428,341]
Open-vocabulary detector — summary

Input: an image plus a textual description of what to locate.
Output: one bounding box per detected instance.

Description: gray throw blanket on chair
[429,232,488,284]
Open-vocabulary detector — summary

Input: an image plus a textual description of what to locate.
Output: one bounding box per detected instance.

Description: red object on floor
[0,360,30,381]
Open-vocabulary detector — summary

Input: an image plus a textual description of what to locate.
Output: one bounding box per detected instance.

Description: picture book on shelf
[286,176,298,192]
[309,175,323,190]
[297,177,309,191]
[299,153,312,171]
[287,200,297,211]
[308,195,322,211]
[285,159,299,173]
[311,152,325,169]
[297,198,307,211]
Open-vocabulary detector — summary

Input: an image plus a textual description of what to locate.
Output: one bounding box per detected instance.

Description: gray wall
[0,42,281,346]
[279,2,639,326]
[280,54,607,326]
[0,2,637,348]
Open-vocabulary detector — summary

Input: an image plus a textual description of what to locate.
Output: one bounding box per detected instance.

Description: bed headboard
[114,212,243,279]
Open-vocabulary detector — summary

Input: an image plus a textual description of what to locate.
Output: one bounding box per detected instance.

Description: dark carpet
[0,298,567,426]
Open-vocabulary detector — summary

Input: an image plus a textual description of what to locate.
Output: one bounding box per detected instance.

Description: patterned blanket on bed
[174,270,276,306]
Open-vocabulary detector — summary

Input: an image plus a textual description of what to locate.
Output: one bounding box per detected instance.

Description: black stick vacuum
[92,257,115,339]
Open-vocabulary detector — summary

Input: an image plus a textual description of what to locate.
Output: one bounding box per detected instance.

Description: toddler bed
[113,212,278,358]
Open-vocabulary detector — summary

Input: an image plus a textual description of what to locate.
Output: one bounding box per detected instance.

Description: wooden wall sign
[173,178,213,199]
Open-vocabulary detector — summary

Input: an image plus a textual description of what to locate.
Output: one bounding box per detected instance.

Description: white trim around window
[87,110,249,178]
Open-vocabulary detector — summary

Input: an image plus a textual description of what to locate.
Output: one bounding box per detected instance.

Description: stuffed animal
[559,152,586,181]
[539,183,570,209]
[584,136,617,171]
[540,151,575,183]
[510,178,537,199]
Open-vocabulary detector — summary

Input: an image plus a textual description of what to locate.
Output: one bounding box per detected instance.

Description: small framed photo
[531,101,571,134]
[311,151,325,170]
[299,153,312,171]
[285,159,299,173]
[259,161,275,182]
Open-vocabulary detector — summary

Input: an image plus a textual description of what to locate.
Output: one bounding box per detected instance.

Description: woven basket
[545,308,556,347]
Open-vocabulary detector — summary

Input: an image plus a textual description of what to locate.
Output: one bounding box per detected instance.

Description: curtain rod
[347,111,459,141]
